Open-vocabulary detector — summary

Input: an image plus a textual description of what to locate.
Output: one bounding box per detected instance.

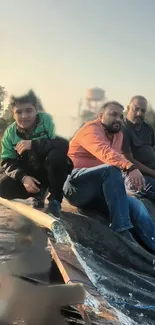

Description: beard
[102,122,121,134]
[134,116,144,124]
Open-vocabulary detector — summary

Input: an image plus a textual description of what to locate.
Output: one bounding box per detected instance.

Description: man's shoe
[45,199,62,219]
[32,188,47,210]
[119,230,137,244]
[32,197,45,209]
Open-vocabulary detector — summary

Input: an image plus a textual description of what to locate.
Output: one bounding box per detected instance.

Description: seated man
[63,101,155,252]
[0,90,73,218]
[122,95,155,201]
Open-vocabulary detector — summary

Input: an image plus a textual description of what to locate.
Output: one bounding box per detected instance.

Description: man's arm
[122,127,155,177]
[78,123,133,170]
[1,130,27,182]
[1,159,27,181]
[122,152,155,177]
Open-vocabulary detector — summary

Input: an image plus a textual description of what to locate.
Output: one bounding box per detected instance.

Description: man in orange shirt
[63,101,155,252]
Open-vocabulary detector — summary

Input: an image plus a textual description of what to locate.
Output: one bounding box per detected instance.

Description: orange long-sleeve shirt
[68,119,133,170]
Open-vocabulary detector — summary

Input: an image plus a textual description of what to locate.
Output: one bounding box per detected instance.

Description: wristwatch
[126,164,136,175]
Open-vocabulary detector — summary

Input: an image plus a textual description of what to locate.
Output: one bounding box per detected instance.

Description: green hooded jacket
[1,112,56,181]
[1,112,56,160]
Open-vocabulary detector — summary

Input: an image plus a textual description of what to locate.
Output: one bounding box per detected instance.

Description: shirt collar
[16,114,40,135]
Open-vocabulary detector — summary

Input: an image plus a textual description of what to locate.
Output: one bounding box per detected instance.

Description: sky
[1,0,155,137]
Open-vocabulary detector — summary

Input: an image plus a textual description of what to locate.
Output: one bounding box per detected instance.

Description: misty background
[1,0,155,137]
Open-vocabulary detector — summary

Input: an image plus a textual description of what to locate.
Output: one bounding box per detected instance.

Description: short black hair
[100,101,124,112]
[129,95,148,105]
[10,90,37,109]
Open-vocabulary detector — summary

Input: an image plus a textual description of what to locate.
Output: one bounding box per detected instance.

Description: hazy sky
[1,0,155,136]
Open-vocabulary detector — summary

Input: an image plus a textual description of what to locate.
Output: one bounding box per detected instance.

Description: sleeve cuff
[31,140,38,153]
[15,171,27,182]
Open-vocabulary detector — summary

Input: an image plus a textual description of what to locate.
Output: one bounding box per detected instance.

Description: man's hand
[128,169,145,191]
[16,140,32,155]
[22,176,40,193]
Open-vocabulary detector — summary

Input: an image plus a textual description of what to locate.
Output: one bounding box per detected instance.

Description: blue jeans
[63,164,155,251]
[124,174,155,201]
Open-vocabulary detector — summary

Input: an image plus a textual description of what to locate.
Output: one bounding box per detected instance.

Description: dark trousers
[0,141,73,203]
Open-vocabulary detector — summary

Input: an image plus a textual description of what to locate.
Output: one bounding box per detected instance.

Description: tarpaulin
[62,199,155,325]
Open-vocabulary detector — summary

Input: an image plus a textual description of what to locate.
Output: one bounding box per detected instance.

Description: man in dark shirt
[122,95,155,200]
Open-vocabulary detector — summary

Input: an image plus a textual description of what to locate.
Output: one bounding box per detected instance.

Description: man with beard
[63,101,155,251]
[122,96,155,201]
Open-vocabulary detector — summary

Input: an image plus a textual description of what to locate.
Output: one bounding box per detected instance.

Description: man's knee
[45,137,69,164]
[103,164,121,172]
[100,164,122,177]
[51,136,69,155]
[58,137,69,155]
[46,149,67,165]
[46,147,73,175]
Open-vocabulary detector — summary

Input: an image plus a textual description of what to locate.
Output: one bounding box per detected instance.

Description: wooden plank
[0,197,55,229]
[48,239,121,324]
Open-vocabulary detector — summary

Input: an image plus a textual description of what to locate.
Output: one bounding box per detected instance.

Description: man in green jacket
[0,90,73,218]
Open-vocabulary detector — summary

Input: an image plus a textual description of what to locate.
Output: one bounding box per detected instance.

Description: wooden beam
[0,197,55,229]
[48,239,120,325]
